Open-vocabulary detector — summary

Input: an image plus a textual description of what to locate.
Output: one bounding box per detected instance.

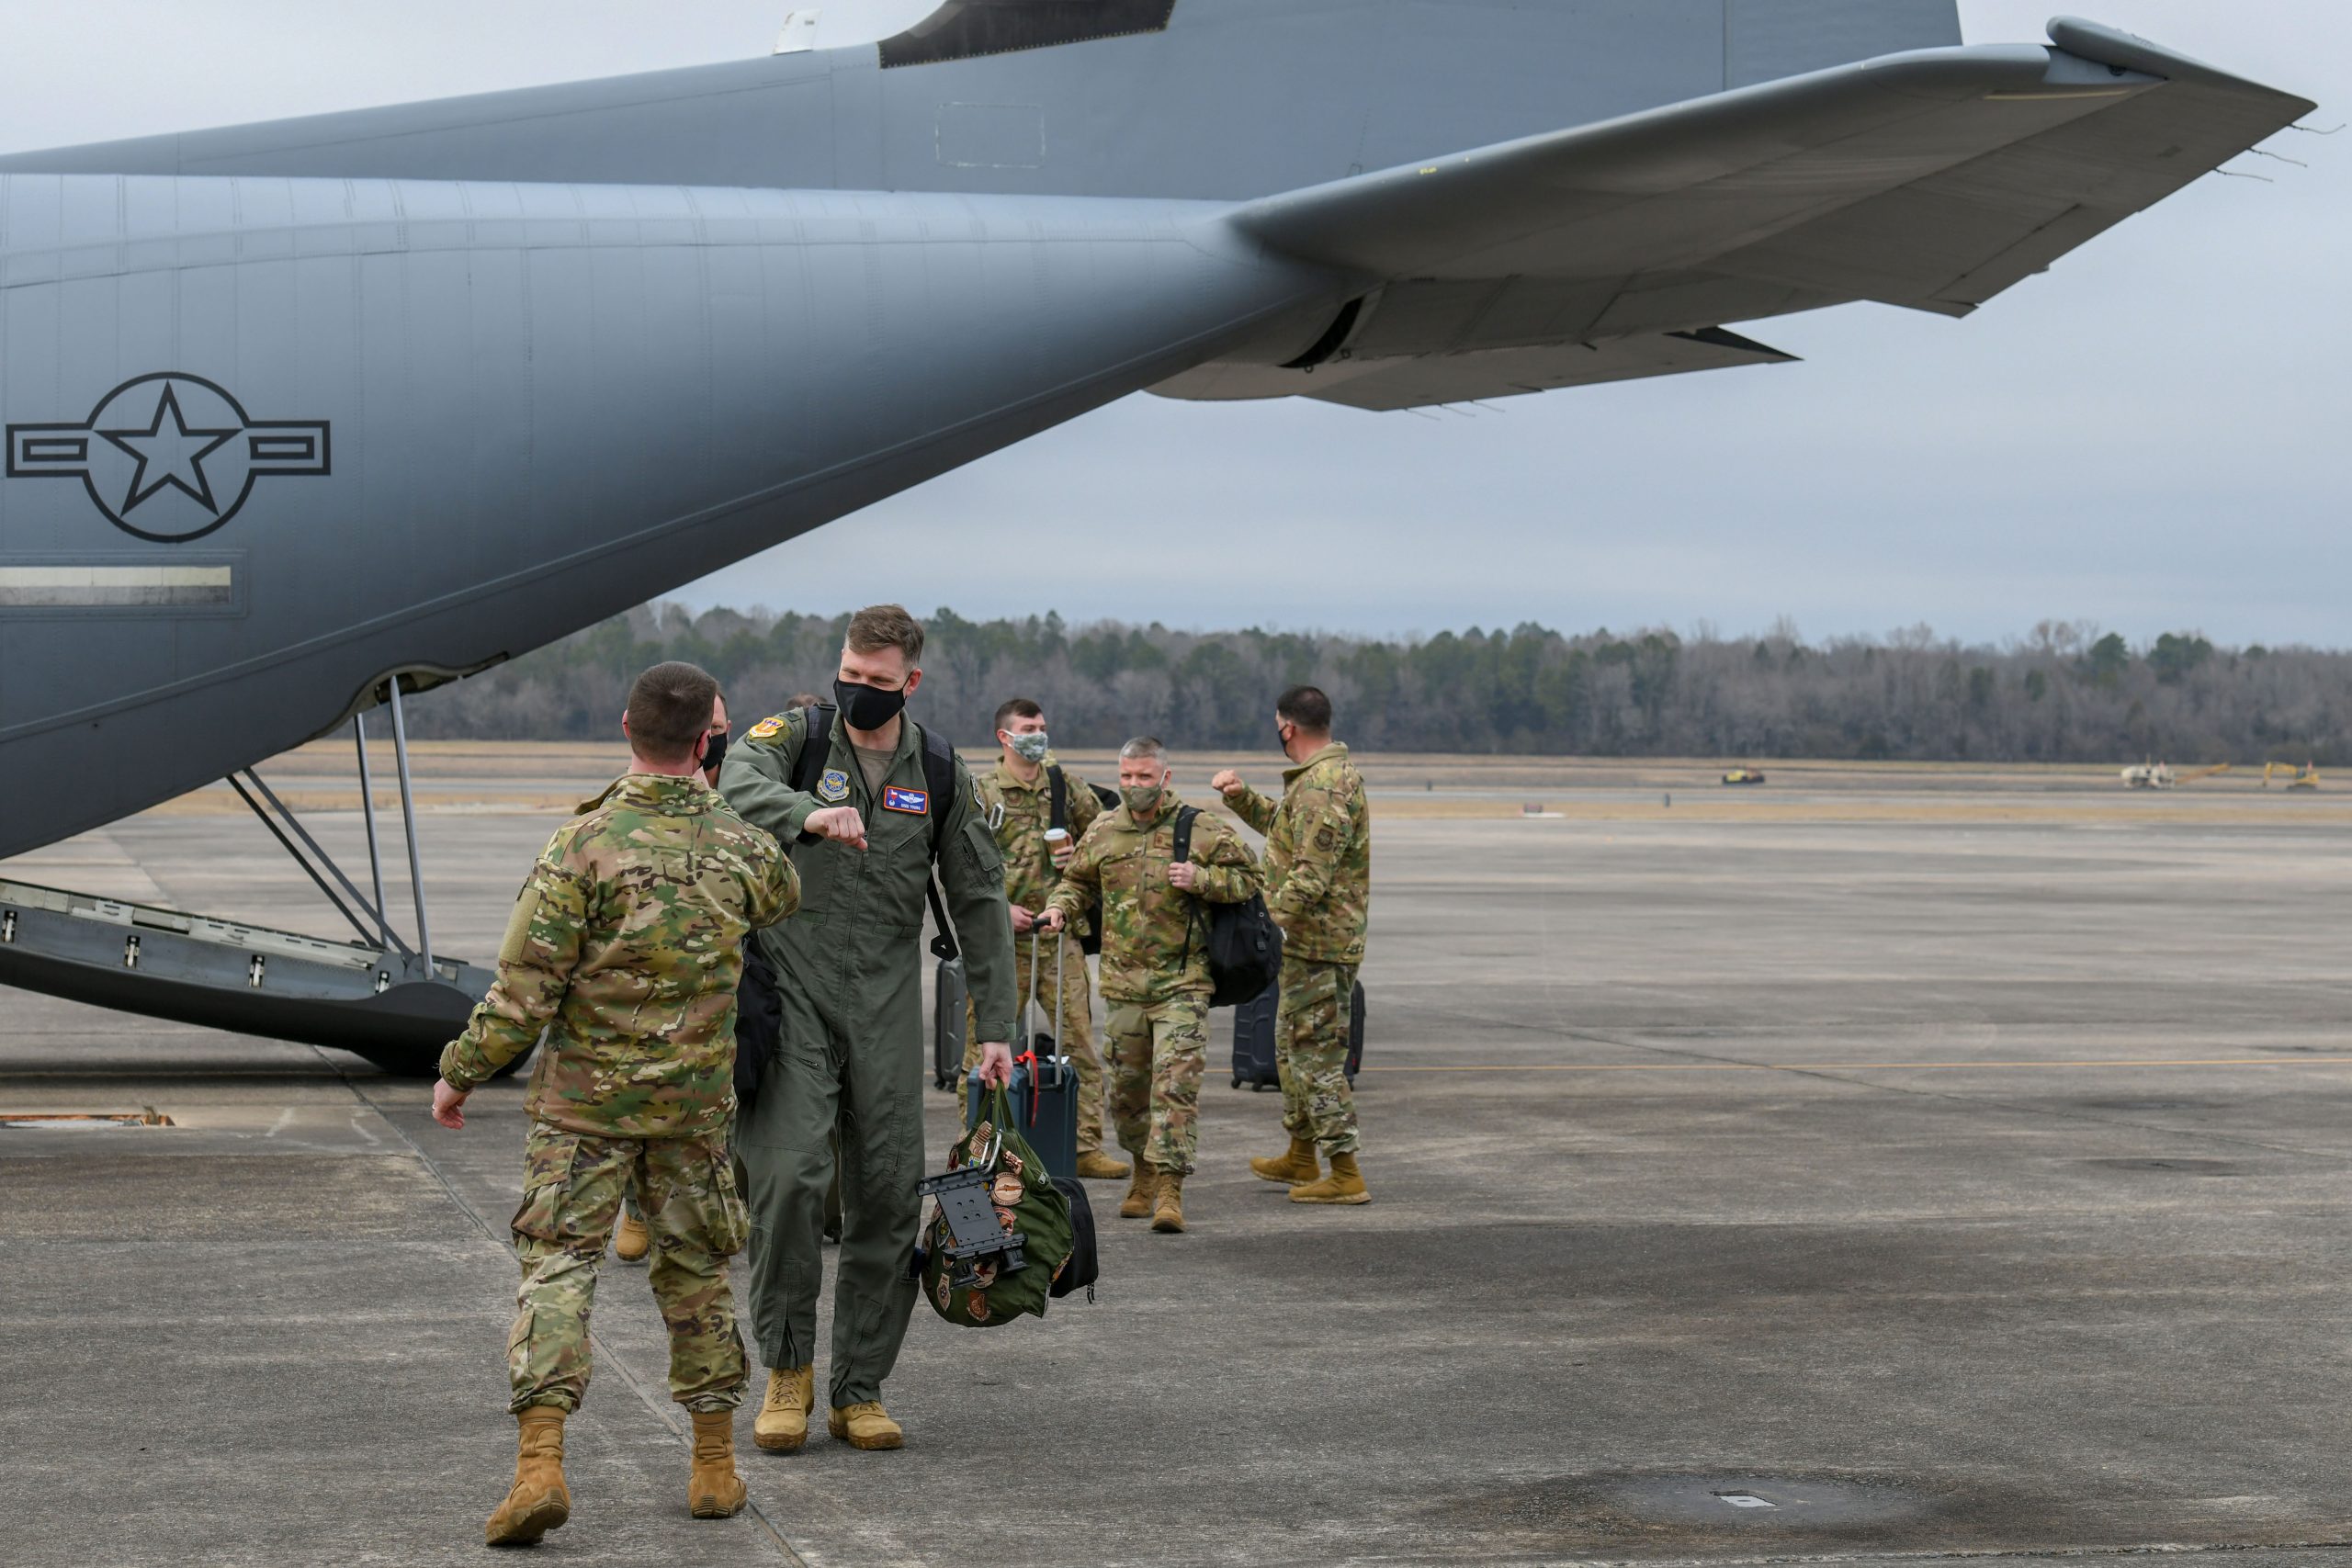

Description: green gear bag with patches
[921,1083,1074,1328]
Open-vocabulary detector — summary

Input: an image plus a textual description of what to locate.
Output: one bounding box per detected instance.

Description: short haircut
[845,604,925,665]
[1277,684,1333,733]
[1119,736,1166,762]
[995,696,1044,733]
[786,693,821,710]
[628,662,720,761]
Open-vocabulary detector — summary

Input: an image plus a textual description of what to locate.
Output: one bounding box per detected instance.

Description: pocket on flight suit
[957,818,1007,886]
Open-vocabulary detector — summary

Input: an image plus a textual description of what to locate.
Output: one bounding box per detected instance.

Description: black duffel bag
[1049,1175,1099,1303]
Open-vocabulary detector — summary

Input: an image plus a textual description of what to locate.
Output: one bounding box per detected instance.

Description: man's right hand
[805,806,868,850]
[1035,907,1067,932]
[1010,905,1035,934]
[1211,769,1245,799]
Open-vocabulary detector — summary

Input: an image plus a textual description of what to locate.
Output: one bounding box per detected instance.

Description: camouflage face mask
[1007,730,1050,763]
[1121,783,1163,818]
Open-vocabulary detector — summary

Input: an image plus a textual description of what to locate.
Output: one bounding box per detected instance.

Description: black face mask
[699,728,729,777]
[834,677,908,733]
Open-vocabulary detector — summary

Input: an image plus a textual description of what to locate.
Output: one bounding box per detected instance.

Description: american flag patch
[882,785,930,815]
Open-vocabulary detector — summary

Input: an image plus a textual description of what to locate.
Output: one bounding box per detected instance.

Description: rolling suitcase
[965,931,1080,1180]
[933,955,967,1090]
[1230,977,1367,1089]
[967,1055,1080,1183]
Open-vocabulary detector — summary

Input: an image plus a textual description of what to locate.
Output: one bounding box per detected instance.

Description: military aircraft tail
[1154,17,2315,411]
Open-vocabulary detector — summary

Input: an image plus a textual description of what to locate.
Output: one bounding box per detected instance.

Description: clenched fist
[805,806,868,850]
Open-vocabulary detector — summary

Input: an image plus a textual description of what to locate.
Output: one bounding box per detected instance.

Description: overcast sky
[0,2,2339,648]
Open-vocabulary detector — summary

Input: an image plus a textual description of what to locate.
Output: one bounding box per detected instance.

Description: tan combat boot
[1117,1159,1159,1219]
[1075,1148,1131,1180]
[1250,1137,1320,1186]
[687,1410,749,1518]
[752,1364,814,1453]
[1290,1151,1371,1205]
[613,1210,650,1264]
[828,1401,905,1450]
[1151,1174,1186,1234]
[484,1406,570,1547]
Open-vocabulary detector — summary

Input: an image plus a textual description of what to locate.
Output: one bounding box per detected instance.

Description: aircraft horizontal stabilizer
[1161,17,2312,412]
[1231,19,2312,314]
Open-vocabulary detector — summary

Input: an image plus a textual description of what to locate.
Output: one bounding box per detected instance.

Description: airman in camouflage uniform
[1044,738,1261,1234]
[959,698,1128,1180]
[435,662,798,1545]
[1216,685,1374,1205]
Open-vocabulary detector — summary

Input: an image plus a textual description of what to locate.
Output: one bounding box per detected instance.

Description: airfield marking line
[1364,1057,2352,1073]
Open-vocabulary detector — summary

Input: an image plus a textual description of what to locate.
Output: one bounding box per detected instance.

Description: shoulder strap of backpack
[917,722,960,962]
[788,705,835,847]
[1171,805,1198,867]
[919,725,956,862]
[1047,765,1069,833]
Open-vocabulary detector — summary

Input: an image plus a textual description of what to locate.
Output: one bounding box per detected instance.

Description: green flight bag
[920,1082,1075,1328]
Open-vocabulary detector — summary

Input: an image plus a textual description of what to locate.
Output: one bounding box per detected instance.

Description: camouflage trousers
[507,1123,750,1416]
[1102,989,1209,1175]
[961,931,1107,1153]
[1278,957,1362,1156]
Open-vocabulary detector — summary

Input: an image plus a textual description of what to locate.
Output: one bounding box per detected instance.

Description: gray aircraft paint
[0,0,2312,865]
[2,0,1963,198]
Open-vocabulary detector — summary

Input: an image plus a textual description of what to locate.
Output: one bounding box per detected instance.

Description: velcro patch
[747,714,786,741]
[882,785,931,816]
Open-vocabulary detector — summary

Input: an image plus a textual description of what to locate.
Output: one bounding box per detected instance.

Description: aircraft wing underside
[1159,18,2313,410]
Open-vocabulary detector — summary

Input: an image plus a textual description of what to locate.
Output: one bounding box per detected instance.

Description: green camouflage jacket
[975,755,1103,916]
[438,773,799,1138]
[1226,741,1371,965]
[1045,789,1262,1003]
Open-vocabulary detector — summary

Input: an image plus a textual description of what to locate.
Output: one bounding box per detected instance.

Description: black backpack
[735,704,962,1108]
[1170,805,1282,1009]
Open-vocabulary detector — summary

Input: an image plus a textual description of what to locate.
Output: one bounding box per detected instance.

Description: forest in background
[401,604,2352,766]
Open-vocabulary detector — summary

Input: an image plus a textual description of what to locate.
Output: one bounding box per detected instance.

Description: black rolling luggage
[962,930,1081,1178]
[967,1054,1080,1183]
[933,956,967,1090]
[1229,977,1366,1090]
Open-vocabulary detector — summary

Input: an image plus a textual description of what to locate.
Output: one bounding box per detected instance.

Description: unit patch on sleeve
[747,714,786,742]
[882,785,930,816]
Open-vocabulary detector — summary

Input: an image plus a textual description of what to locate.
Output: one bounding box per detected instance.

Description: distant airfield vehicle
[0,2,2314,1071]
[2264,762,2323,792]
[1723,768,1769,787]
[2121,761,2231,790]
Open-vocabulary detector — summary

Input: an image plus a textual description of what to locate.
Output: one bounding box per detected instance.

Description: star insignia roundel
[6,372,331,542]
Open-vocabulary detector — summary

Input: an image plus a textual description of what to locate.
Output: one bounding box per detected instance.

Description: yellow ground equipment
[2263,762,2321,791]
[1722,767,1767,786]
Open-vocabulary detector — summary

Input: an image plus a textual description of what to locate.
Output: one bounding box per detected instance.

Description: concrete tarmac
[3,758,2349,1567]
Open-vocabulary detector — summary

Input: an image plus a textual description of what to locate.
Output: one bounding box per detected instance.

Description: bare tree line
[401,604,2351,765]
